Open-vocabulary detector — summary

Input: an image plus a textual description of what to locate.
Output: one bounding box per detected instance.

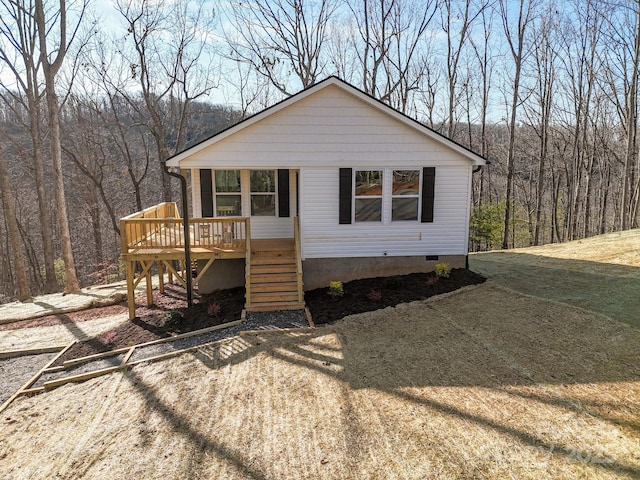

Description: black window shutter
[421,167,436,223]
[278,169,290,217]
[339,168,352,224]
[200,169,213,217]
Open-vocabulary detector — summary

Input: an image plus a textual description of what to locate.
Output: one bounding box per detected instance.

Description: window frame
[347,168,425,224]
[391,169,421,222]
[249,169,278,217]
[353,169,384,223]
[213,170,242,217]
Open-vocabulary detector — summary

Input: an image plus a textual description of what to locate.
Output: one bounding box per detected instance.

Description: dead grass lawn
[1,282,639,479]
[0,313,128,351]
[470,229,640,327]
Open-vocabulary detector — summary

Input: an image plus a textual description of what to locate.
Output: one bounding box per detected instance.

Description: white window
[392,170,420,221]
[214,170,241,216]
[354,170,383,222]
[250,170,276,216]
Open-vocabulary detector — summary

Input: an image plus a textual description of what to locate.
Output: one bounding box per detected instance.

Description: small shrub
[207,302,222,317]
[383,276,404,289]
[163,310,184,327]
[367,289,383,301]
[427,274,439,286]
[328,280,344,299]
[435,262,451,278]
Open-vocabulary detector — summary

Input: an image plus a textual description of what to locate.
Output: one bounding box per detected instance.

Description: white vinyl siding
[300,166,471,258]
[176,85,473,169]
[183,84,475,251]
[190,168,296,238]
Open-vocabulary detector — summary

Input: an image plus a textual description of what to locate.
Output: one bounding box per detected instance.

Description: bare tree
[440,0,489,139]
[469,3,497,203]
[114,0,218,201]
[520,3,559,245]
[347,0,438,112]
[0,145,31,300]
[0,0,58,292]
[34,0,88,292]
[602,1,640,229]
[499,0,538,249]
[223,0,339,96]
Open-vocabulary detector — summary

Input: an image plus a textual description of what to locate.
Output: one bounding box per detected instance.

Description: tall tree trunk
[621,6,640,230]
[29,106,58,293]
[500,0,532,249]
[0,154,31,300]
[44,84,80,292]
[600,162,611,234]
[35,0,80,293]
[583,142,596,238]
[87,186,103,266]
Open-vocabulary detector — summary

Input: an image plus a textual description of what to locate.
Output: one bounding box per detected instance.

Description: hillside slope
[470,229,640,328]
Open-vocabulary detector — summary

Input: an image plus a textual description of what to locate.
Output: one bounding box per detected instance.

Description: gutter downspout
[162,162,193,308]
[468,163,486,268]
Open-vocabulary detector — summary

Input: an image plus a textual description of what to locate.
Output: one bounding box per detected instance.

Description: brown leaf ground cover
[1,230,639,479]
[1,282,639,479]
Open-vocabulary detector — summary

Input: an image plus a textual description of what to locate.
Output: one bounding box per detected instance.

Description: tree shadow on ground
[15,241,640,477]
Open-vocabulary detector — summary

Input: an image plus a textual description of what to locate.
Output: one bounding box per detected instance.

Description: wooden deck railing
[120,202,180,252]
[120,202,248,253]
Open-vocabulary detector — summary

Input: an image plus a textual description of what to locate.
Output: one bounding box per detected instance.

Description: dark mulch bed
[0,304,128,331]
[306,269,486,324]
[54,284,245,365]
[53,269,484,365]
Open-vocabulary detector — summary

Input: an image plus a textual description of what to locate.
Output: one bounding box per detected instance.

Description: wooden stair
[245,239,305,311]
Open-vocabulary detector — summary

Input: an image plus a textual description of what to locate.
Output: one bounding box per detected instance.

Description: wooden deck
[120,202,304,319]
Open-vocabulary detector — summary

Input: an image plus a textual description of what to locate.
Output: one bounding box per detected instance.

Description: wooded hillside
[1,0,639,301]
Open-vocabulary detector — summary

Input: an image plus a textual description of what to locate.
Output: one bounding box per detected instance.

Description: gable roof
[166,76,487,167]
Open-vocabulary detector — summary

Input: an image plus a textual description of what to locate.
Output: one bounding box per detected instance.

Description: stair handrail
[245,219,252,307]
[293,216,304,303]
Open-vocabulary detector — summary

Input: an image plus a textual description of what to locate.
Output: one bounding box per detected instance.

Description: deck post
[146,263,153,306]
[167,261,174,283]
[126,260,136,320]
[158,260,165,294]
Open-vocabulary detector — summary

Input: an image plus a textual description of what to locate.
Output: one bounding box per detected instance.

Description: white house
[164,76,486,307]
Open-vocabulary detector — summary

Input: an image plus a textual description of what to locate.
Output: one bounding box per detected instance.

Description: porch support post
[158,260,165,294]
[126,260,136,320]
[146,262,154,306]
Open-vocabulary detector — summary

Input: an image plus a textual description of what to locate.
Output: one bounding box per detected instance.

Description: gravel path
[4,310,310,396]
[128,309,308,362]
[0,353,56,405]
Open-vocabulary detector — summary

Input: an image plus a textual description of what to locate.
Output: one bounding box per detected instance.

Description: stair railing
[293,216,304,303]
[245,220,252,307]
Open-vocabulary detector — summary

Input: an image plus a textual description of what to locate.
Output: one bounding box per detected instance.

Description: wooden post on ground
[126,260,136,320]
[146,262,153,306]
[158,260,164,294]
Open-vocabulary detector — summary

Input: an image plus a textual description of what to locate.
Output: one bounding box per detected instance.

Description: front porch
[120,202,304,319]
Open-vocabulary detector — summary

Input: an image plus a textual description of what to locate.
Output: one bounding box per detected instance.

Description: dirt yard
[1,230,639,479]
